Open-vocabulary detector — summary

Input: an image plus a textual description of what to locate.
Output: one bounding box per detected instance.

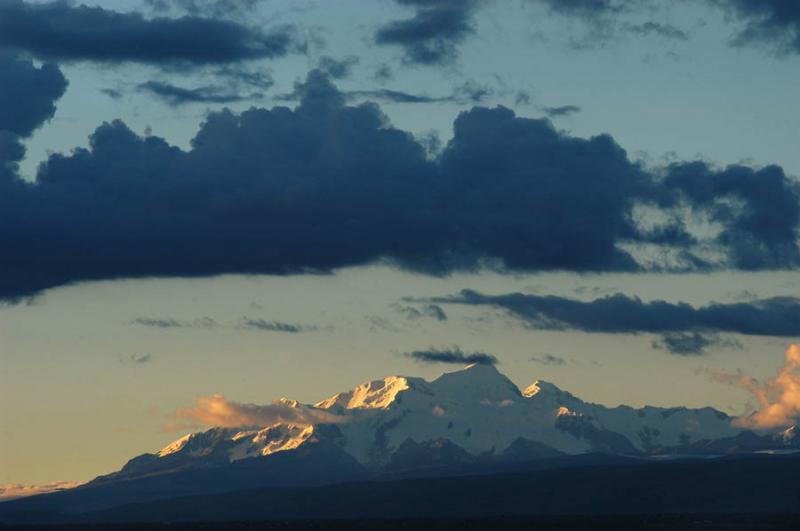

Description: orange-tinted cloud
[709,344,800,429]
[0,481,83,501]
[167,394,345,431]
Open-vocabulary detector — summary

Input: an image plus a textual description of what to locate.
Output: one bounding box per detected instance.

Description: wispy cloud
[124,352,154,364]
[167,394,344,431]
[530,354,566,366]
[239,318,315,333]
[405,346,497,366]
[539,104,581,118]
[394,303,448,322]
[132,316,316,333]
[652,332,741,356]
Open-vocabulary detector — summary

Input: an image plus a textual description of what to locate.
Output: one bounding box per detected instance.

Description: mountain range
[1,363,798,523]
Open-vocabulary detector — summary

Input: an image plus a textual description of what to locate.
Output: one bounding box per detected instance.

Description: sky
[0,0,799,487]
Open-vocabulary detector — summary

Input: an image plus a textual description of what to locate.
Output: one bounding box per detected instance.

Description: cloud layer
[0,66,798,301]
[0,0,296,65]
[425,290,800,339]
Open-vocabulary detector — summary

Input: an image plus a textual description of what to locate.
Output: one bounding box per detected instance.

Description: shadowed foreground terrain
[3,514,800,531]
[1,453,799,526]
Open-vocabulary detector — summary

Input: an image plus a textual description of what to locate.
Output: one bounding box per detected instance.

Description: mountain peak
[522,379,564,398]
[432,363,520,399]
[315,375,427,411]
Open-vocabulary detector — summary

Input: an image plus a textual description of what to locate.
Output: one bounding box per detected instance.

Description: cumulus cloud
[405,347,498,366]
[376,0,479,65]
[0,53,67,138]
[708,344,800,429]
[0,481,83,501]
[169,394,344,430]
[0,0,297,65]
[423,290,800,339]
[0,69,798,301]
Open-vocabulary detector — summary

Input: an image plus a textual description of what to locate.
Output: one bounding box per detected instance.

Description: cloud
[169,394,344,430]
[132,317,218,329]
[652,332,741,356]
[277,77,493,106]
[665,161,800,270]
[316,55,359,79]
[712,0,800,55]
[132,316,314,333]
[395,303,448,321]
[1,69,799,301]
[530,354,567,366]
[0,481,83,501]
[239,318,315,333]
[0,53,67,138]
[405,346,498,366]
[145,0,266,20]
[424,290,800,339]
[0,0,297,65]
[137,80,263,105]
[126,352,154,364]
[708,344,800,429]
[623,21,688,40]
[539,104,581,118]
[535,0,625,19]
[376,0,479,65]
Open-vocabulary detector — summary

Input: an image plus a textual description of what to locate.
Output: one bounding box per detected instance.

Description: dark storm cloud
[0,69,798,301]
[137,81,263,105]
[539,104,582,117]
[712,0,800,54]
[0,0,297,65]
[376,0,479,65]
[651,332,741,356]
[425,290,800,338]
[665,161,800,270]
[0,54,67,138]
[0,54,66,184]
[405,347,498,366]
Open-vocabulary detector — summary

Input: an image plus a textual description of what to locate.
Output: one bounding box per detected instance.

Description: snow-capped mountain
[108,362,797,482]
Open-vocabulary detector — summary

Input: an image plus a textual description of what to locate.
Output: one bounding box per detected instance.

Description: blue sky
[1,0,799,486]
